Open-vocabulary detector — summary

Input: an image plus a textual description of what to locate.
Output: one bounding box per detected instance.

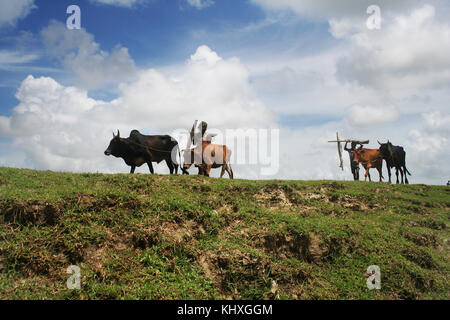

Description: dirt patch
[303,193,372,213]
[159,220,205,244]
[2,201,62,226]
[83,245,107,280]
[402,247,437,269]
[216,203,239,215]
[130,219,205,250]
[254,185,299,208]
[263,230,308,260]
[87,195,143,212]
[303,193,329,202]
[9,249,67,277]
[308,232,329,262]
[191,185,212,193]
[403,219,447,230]
[261,229,330,263]
[199,247,271,298]
[0,250,6,272]
[131,227,160,249]
[320,182,345,191]
[332,194,371,210]
[270,262,309,286]
[227,186,250,193]
[81,230,133,280]
[402,231,439,247]
[60,242,85,264]
[408,271,435,291]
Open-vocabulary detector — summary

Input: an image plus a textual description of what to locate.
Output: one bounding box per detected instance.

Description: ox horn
[117,130,120,138]
[378,140,382,145]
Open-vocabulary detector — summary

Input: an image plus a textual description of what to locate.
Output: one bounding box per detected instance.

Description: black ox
[378,140,411,184]
[104,130,185,174]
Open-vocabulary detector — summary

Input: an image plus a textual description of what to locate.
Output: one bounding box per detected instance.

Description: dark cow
[378,141,411,184]
[104,130,185,174]
[344,141,361,181]
[352,148,384,182]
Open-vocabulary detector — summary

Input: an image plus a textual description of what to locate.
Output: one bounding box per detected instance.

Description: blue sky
[0,0,449,184]
[0,0,331,115]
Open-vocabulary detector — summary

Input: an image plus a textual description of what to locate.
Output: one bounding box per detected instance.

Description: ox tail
[226,147,234,179]
[178,146,189,175]
[404,166,412,176]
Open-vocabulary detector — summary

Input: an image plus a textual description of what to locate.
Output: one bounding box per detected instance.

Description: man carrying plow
[182,120,234,179]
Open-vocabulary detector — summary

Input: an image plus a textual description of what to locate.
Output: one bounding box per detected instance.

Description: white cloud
[41,21,136,90]
[334,5,450,92]
[190,45,221,66]
[328,17,360,39]
[90,0,147,8]
[0,50,38,70]
[250,0,444,20]
[422,111,450,131]
[0,0,36,29]
[404,129,449,185]
[346,105,399,127]
[0,46,275,175]
[187,0,214,10]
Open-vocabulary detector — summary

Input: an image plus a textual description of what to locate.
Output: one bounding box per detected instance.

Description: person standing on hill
[344,141,361,181]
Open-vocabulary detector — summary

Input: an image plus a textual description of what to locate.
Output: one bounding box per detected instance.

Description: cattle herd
[104,128,411,184]
[344,141,411,184]
[104,128,233,179]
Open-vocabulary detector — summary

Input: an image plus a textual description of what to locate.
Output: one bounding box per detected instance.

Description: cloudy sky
[0,0,449,184]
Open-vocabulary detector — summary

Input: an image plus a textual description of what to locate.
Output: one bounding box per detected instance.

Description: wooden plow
[328,132,369,171]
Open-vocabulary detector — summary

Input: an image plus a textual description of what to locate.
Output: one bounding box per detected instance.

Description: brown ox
[351,148,384,182]
[183,141,233,179]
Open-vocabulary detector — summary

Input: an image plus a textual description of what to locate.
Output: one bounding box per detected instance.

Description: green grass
[0,167,449,300]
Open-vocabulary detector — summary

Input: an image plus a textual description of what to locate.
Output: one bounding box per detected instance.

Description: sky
[0,0,449,184]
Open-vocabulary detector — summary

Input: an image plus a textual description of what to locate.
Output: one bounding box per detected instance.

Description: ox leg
[364,164,372,182]
[147,162,154,174]
[395,168,400,184]
[165,159,174,175]
[225,164,234,179]
[182,164,191,175]
[378,163,383,182]
[205,165,212,177]
[403,166,409,184]
[196,165,205,176]
[220,165,226,178]
[351,166,357,181]
[130,166,136,174]
[386,164,392,184]
[399,167,404,184]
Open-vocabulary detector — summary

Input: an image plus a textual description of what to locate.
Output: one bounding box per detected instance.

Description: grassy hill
[0,167,448,300]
